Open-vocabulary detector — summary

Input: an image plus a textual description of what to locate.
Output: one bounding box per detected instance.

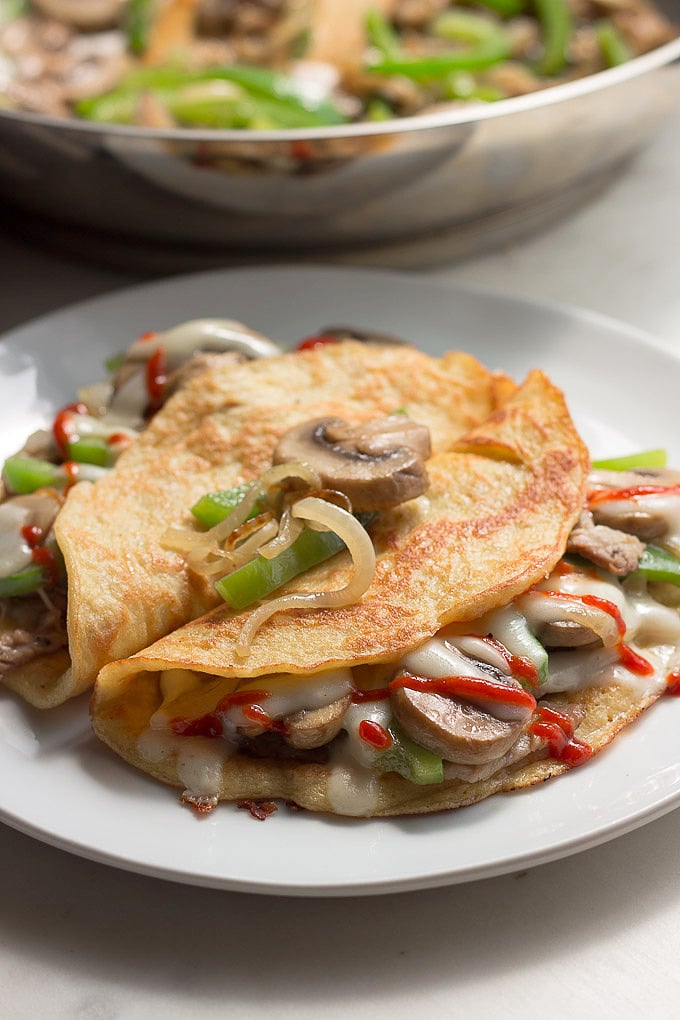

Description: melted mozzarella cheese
[221,669,353,733]
[0,502,33,578]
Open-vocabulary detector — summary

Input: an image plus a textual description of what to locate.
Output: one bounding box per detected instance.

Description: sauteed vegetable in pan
[0,0,676,127]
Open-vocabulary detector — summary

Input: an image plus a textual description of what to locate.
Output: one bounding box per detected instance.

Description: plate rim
[2,263,680,897]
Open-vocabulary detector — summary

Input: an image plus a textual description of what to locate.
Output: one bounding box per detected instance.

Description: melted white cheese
[137,729,230,798]
[326,758,380,817]
[222,668,352,732]
[0,502,32,577]
[176,740,227,798]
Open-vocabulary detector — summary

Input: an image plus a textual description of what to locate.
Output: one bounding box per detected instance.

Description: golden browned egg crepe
[21,340,509,709]
[88,362,679,819]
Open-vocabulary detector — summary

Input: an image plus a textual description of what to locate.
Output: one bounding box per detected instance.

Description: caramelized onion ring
[235,496,376,656]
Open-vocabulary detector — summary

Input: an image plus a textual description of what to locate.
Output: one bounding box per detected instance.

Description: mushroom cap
[272,415,431,512]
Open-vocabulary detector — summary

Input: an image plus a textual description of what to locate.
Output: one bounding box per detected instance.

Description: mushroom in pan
[272,415,431,512]
[30,0,127,30]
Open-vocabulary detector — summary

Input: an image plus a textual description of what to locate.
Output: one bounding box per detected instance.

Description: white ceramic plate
[2,265,680,897]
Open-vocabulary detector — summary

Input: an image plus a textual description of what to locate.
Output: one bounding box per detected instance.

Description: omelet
[40,340,512,707]
[91,368,669,819]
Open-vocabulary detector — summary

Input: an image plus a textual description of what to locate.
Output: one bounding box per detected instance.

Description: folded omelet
[34,340,512,710]
[90,367,664,819]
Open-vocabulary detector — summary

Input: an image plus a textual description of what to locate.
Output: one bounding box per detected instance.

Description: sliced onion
[216,461,322,541]
[161,462,321,570]
[187,517,279,577]
[68,413,138,444]
[155,319,282,371]
[235,496,376,656]
[104,368,149,428]
[258,507,304,560]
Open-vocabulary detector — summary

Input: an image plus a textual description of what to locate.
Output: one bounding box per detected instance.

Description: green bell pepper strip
[365,96,395,121]
[164,88,261,130]
[0,0,26,23]
[472,0,527,17]
[0,564,46,598]
[365,7,402,60]
[66,435,113,468]
[444,71,506,102]
[591,449,667,471]
[3,456,62,494]
[634,545,680,586]
[3,455,108,493]
[215,526,347,610]
[533,0,573,76]
[191,484,262,529]
[104,351,126,374]
[596,19,633,67]
[368,12,510,79]
[126,0,155,55]
[376,721,444,785]
[77,66,348,128]
[486,605,549,689]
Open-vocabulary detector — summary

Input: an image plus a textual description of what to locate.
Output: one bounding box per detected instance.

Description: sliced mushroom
[588,467,680,543]
[273,415,431,512]
[535,619,601,649]
[30,0,127,30]
[590,504,670,543]
[284,693,352,749]
[391,686,527,765]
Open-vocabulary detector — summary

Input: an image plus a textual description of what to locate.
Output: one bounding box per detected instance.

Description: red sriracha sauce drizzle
[529,705,592,766]
[354,672,593,767]
[171,688,274,738]
[665,670,680,696]
[352,672,538,713]
[145,346,167,409]
[21,524,43,548]
[30,546,59,588]
[358,719,393,750]
[107,432,135,454]
[21,523,59,588]
[472,635,539,689]
[390,672,538,712]
[296,334,340,352]
[588,483,680,505]
[536,590,654,677]
[52,401,89,458]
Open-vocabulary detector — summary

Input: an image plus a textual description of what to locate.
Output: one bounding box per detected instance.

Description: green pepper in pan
[368,11,510,79]
[533,0,574,76]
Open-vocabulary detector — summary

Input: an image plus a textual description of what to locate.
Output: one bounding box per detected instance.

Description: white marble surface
[2,101,680,1020]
